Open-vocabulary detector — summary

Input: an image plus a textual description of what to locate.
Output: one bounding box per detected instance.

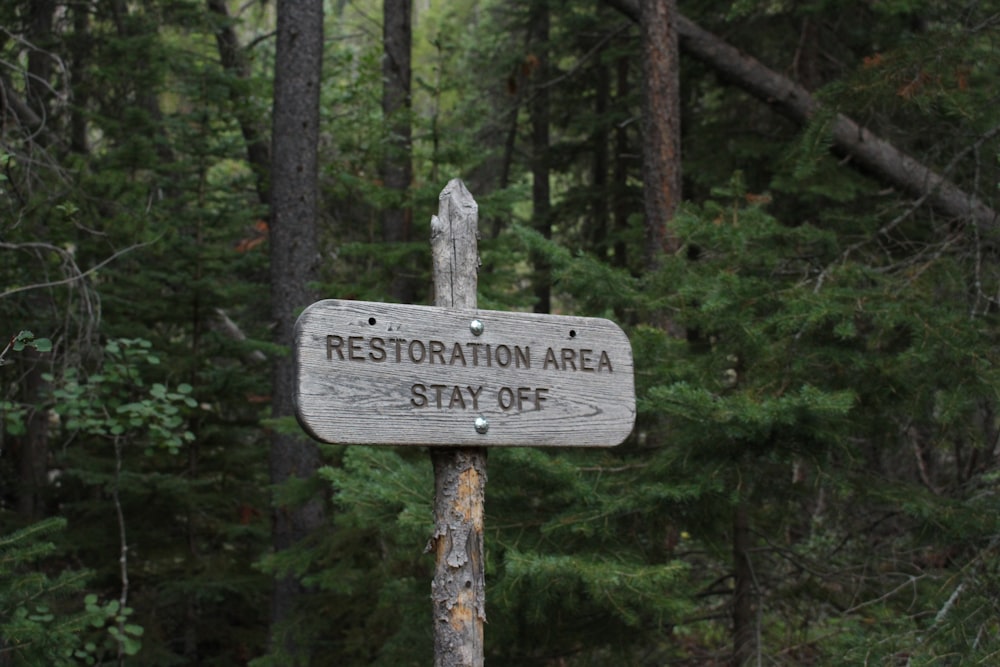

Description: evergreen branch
[808,123,1000,294]
[0,516,66,553]
[534,22,633,92]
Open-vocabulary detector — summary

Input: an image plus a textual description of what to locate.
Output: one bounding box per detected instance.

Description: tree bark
[381,0,415,302]
[530,1,552,314]
[14,0,57,520]
[26,0,55,132]
[207,0,271,207]
[605,0,999,230]
[15,351,49,519]
[268,0,325,659]
[591,38,611,257]
[69,3,90,154]
[732,501,757,666]
[428,180,487,667]
[612,55,631,269]
[640,0,682,268]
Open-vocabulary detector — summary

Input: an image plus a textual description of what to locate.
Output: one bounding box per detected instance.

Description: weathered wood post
[427,179,486,667]
[293,179,635,667]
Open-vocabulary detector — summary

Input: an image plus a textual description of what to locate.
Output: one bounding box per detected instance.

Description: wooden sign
[294,299,635,447]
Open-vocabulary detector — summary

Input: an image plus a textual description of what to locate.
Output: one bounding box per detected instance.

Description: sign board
[294,299,635,447]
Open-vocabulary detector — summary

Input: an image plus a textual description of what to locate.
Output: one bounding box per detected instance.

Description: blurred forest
[3,0,1000,665]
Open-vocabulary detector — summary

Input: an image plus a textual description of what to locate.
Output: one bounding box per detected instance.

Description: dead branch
[604,0,999,230]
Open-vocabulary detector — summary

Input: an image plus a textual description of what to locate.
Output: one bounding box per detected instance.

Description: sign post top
[294,299,635,447]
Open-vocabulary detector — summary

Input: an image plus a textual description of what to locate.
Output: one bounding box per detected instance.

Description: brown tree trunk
[606,0,999,230]
[26,0,55,130]
[15,351,49,519]
[69,3,90,154]
[530,1,552,314]
[732,501,757,666]
[612,55,631,269]
[429,180,487,667]
[268,0,326,659]
[14,0,57,519]
[640,0,682,268]
[207,0,271,207]
[591,41,611,257]
[381,0,415,302]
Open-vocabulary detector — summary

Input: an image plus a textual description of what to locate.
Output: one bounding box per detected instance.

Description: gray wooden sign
[294,299,635,446]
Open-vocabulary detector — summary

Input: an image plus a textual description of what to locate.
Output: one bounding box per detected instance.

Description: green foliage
[5,331,53,357]
[46,339,196,455]
[0,518,96,666]
[83,594,145,660]
[2,0,1000,664]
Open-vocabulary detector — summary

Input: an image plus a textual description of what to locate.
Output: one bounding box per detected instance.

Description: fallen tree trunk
[606,0,999,230]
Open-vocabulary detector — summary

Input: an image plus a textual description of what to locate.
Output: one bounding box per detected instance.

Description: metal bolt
[474,416,489,434]
[470,319,485,336]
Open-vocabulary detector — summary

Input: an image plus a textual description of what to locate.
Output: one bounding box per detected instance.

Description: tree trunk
[530,1,552,314]
[207,0,271,207]
[268,0,326,659]
[591,37,611,257]
[381,0,415,302]
[640,0,682,268]
[15,1,56,519]
[15,351,49,519]
[429,180,487,667]
[732,501,757,667]
[612,54,631,269]
[606,0,999,230]
[26,0,55,132]
[68,4,90,155]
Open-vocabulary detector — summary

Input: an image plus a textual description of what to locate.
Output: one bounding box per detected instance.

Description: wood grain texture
[431,179,480,311]
[429,178,485,667]
[294,299,635,447]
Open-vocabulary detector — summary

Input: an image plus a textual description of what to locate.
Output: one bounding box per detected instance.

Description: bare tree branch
[0,241,150,300]
[604,0,999,230]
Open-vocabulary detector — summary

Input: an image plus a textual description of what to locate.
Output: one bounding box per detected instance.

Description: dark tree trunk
[207,0,271,207]
[732,501,757,666]
[381,0,415,303]
[530,0,552,314]
[15,351,49,519]
[69,3,90,154]
[612,55,631,269]
[485,37,529,241]
[639,0,682,268]
[12,0,56,519]
[268,0,325,659]
[26,0,55,128]
[591,42,611,257]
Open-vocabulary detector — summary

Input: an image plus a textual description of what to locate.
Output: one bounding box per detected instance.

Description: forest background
[3,0,1000,665]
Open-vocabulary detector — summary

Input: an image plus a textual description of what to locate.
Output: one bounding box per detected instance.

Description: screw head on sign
[474,416,489,435]
[470,319,485,336]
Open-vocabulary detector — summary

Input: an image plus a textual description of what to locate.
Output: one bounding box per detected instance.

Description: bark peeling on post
[428,179,487,667]
[430,449,487,667]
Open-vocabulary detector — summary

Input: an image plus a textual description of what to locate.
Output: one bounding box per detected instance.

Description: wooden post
[428,179,487,667]
[293,178,633,664]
